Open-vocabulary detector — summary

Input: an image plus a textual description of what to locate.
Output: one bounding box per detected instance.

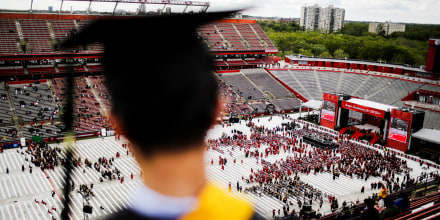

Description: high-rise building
[368,21,406,36]
[300,4,345,33]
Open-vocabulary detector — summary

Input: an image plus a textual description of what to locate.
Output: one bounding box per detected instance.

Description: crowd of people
[3,111,439,219]
[78,183,95,197]
[217,79,253,117]
[208,116,426,218]
[23,141,63,171]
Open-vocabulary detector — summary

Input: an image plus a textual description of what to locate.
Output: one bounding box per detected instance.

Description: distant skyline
[1,0,439,24]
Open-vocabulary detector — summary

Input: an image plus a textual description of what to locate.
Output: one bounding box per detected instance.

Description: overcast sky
[1,0,439,24]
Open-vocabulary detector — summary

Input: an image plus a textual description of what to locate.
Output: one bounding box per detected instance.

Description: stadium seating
[0,138,143,220]
[270,69,431,106]
[241,69,292,99]
[19,19,52,53]
[422,111,440,130]
[216,23,247,50]
[244,59,265,65]
[337,72,369,95]
[49,19,76,42]
[0,18,20,54]
[0,83,13,124]
[217,69,302,114]
[7,82,60,141]
[420,84,440,93]
[367,79,423,105]
[316,71,340,94]
[88,75,112,109]
[8,82,57,122]
[213,60,228,66]
[233,23,264,50]
[270,98,302,111]
[76,20,104,52]
[0,16,277,55]
[270,70,314,100]
[1,12,439,220]
[261,57,277,65]
[219,72,266,101]
[198,24,227,50]
[198,22,276,52]
[293,70,322,100]
[250,23,276,48]
[0,67,25,76]
[268,69,440,130]
[248,102,267,113]
[409,192,440,210]
[26,66,56,74]
[227,59,247,66]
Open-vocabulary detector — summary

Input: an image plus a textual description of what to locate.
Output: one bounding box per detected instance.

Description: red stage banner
[341,101,385,118]
[391,109,413,121]
[323,93,339,102]
[388,132,407,143]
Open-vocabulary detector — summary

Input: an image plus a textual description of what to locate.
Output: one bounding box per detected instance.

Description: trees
[257,20,432,66]
[318,51,332,58]
[258,20,301,33]
[260,20,430,66]
[339,22,368,36]
[333,48,348,59]
[391,24,440,41]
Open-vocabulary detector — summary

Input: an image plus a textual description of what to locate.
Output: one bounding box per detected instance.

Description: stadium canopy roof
[285,55,430,74]
[412,128,440,145]
[58,0,210,6]
[302,100,322,110]
[347,98,396,112]
[341,98,397,118]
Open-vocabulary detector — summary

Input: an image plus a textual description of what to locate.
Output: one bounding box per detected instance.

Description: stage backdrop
[320,93,339,129]
[387,109,413,152]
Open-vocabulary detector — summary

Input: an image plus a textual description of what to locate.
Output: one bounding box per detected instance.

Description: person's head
[104,28,219,157]
[399,193,410,203]
[384,197,394,208]
[63,12,235,157]
[364,198,375,209]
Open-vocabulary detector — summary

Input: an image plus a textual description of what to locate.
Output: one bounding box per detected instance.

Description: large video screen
[321,100,336,122]
[388,117,409,143]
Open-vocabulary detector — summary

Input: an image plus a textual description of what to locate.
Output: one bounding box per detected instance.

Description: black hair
[102,17,219,155]
[364,198,375,208]
[106,41,219,155]
[384,198,394,208]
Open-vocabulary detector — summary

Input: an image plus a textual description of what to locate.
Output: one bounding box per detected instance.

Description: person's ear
[211,97,226,127]
[109,111,126,136]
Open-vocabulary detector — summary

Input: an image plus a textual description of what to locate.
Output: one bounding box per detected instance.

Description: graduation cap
[61,11,238,154]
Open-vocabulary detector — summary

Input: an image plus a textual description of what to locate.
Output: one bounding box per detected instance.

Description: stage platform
[302,134,338,150]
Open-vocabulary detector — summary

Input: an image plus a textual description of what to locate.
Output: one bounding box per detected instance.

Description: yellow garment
[379,188,388,198]
[180,182,254,220]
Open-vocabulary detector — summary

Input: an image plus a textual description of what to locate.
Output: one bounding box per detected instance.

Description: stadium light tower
[57,0,210,14]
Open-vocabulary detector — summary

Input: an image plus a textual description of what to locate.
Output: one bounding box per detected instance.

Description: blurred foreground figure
[63,11,264,220]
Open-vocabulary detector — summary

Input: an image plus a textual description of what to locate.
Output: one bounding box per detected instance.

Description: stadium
[0,0,439,219]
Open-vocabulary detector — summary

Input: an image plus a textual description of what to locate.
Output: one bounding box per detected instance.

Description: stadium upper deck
[0,12,277,56]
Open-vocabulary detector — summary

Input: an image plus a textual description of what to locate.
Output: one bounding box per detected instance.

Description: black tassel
[61,68,75,220]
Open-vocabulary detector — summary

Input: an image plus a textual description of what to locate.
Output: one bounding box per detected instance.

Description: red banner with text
[341,101,386,118]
